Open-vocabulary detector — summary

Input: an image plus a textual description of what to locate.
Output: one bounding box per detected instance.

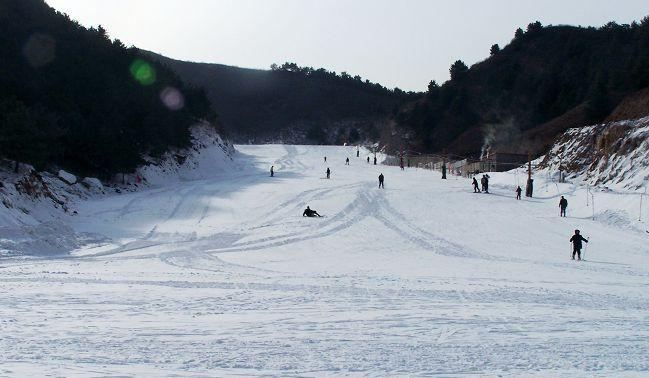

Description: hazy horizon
[45,0,649,91]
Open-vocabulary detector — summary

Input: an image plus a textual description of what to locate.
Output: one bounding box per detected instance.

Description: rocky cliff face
[539,116,649,190]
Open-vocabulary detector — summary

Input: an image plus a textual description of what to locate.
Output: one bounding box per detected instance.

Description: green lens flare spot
[129,59,156,86]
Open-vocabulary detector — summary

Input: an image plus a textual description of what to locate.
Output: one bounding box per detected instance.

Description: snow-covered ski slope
[1,144,648,377]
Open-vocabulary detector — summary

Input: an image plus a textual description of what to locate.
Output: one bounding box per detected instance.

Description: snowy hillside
[0,144,647,376]
[539,116,649,190]
[0,124,234,257]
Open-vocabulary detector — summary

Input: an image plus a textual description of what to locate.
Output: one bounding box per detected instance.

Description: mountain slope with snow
[0,144,647,376]
[0,124,234,257]
[540,116,649,190]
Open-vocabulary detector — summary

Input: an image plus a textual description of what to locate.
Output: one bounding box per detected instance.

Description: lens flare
[129,59,156,86]
[160,87,185,111]
[23,33,56,68]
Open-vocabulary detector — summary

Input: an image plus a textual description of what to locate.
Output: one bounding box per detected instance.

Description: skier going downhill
[378,173,384,189]
[326,167,331,179]
[570,229,588,260]
[559,196,568,217]
[472,177,480,193]
[303,206,322,218]
[345,157,350,165]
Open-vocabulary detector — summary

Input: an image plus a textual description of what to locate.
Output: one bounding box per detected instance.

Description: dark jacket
[570,234,588,249]
[378,174,384,182]
[559,198,568,208]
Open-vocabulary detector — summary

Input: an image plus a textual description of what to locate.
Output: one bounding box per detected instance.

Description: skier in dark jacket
[378,173,384,188]
[481,175,489,193]
[472,177,480,193]
[559,196,568,217]
[270,165,274,177]
[570,229,588,260]
[303,206,322,217]
[373,156,377,165]
[367,156,370,163]
[326,167,331,179]
[515,186,522,200]
[345,157,350,165]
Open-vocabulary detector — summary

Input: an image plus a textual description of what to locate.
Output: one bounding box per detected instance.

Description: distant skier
[480,175,486,192]
[326,167,331,179]
[378,173,384,189]
[367,156,370,164]
[481,175,489,193]
[303,206,322,218]
[559,196,568,217]
[515,186,522,200]
[324,156,327,162]
[357,148,360,157]
[270,165,274,177]
[345,157,350,165]
[373,156,377,165]
[569,229,588,260]
[472,177,480,193]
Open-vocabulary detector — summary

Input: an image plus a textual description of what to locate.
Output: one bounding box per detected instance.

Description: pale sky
[45,0,649,92]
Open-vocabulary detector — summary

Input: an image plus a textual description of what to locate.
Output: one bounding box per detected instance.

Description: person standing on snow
[481,175,489,193]
[345,157,350,165]
[324,156,327,162]
[378,173,384,189]
[357,148,360,157]
[472,177,480,193]
[373,156,377,165]
[559,196,568,217]
[326,167,331,179]
[270,165,274,177]
[570,229,588,260]
[367,156,370,164]
[515,186,522,200]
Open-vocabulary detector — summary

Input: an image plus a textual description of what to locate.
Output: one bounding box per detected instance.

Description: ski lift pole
[638,185,646,222]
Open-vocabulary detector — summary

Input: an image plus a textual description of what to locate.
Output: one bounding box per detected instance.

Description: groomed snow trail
[1,145,648,377]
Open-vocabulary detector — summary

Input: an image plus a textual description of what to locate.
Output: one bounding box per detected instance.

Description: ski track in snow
[0,144,648,377]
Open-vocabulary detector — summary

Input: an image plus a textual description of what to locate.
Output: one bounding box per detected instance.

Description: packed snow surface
[1,145,648,377]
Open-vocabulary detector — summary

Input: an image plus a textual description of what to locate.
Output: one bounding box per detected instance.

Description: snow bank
[57,170,77,185]
[138,123,236,186]
[0,123,234,256]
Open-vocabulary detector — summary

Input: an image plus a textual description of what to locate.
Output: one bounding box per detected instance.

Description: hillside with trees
[392,19,649,158]
[0,0,218,177]
[146,53,416,144]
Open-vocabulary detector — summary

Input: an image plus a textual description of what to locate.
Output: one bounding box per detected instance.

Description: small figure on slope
[345,157,350,165]
[367,156,370,164]
[373,156,377,165]
[481,174,489,193]
[378,173,385,189]
[472,177,480,193]
[324,156,327,162]
[570,229,588,260]
[559,196,568,217]
[326,167,331,179]
[303,206,322,218]
[516,185,522,200]
[270,165,274,177]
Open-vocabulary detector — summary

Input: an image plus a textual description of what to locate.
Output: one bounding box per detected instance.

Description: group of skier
[276,150,589,261]
[472,174,490,193]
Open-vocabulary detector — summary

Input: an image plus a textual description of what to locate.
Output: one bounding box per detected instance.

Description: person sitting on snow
[303,206,322,218]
